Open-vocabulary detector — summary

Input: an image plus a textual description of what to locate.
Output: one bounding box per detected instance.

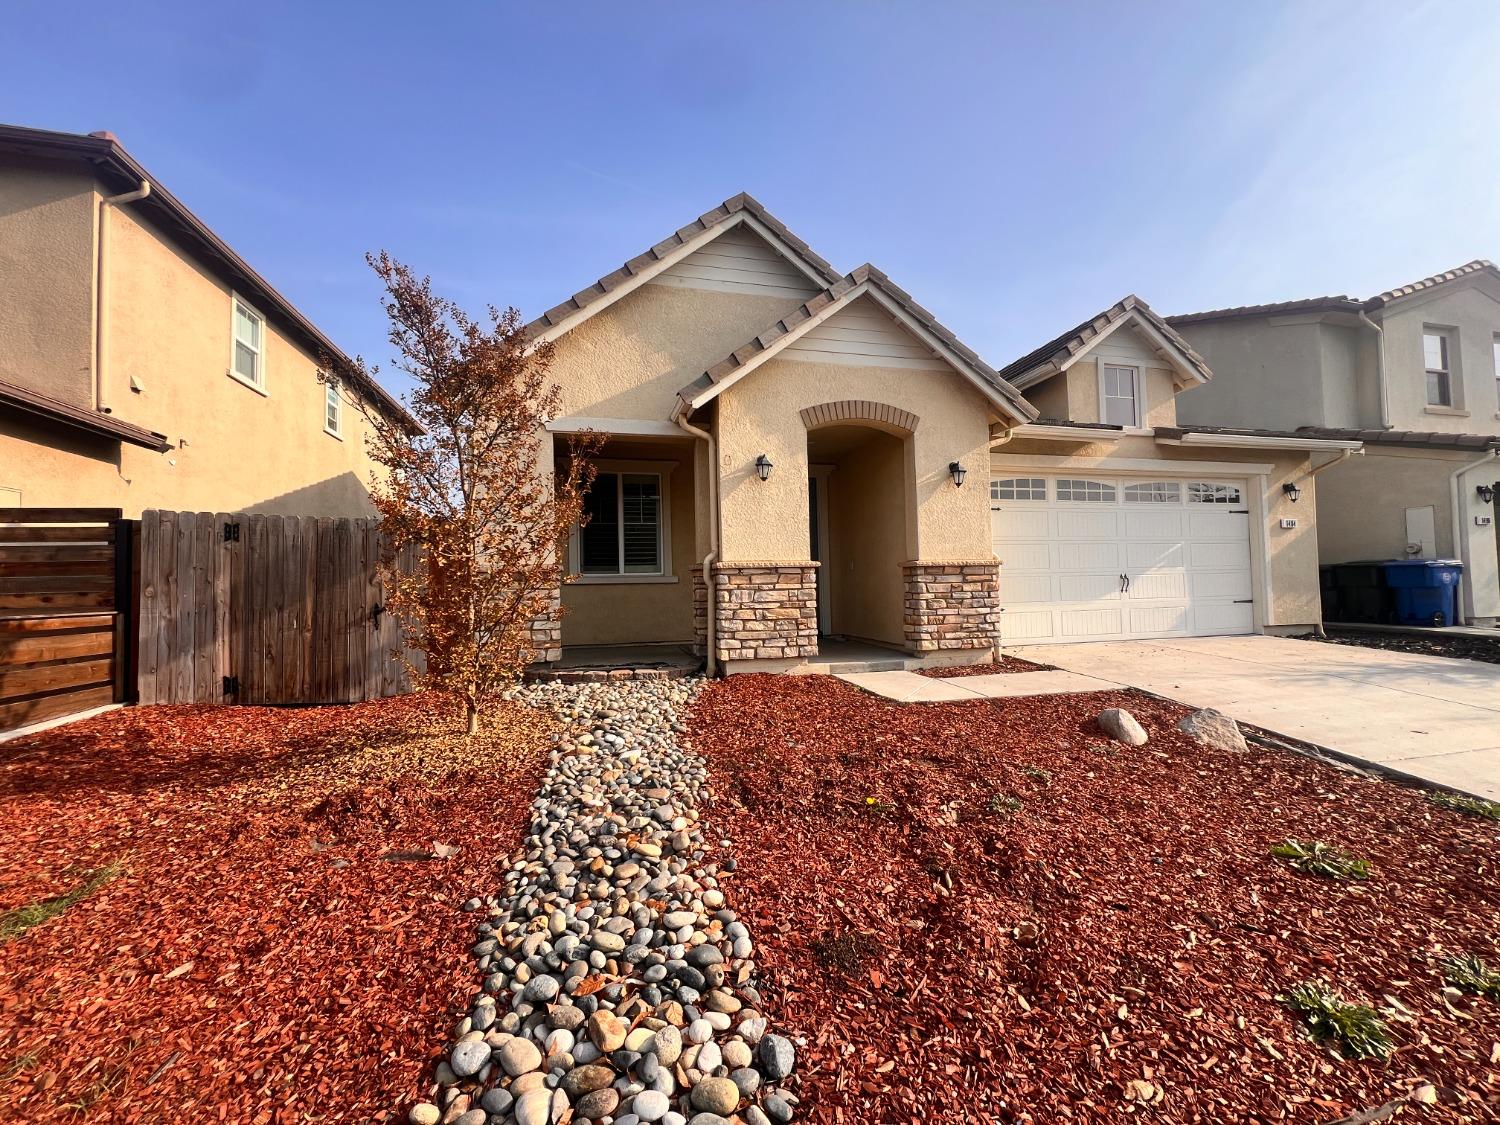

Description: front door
[808,473,832,634]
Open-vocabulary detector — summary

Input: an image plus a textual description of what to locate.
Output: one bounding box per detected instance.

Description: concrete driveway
[1016,635,1500,800]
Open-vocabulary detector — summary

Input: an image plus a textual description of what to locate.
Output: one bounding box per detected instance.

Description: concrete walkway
[1016,635,1500,800]
[835,668,1116,703]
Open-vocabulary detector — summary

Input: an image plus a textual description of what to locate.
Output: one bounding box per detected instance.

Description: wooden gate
[136,511,420,705]
[0,508,131,732]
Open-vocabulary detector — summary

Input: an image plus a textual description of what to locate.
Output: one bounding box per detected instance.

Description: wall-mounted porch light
[755,453,774,482]
[1282,481,1302,503]
[949,461,968,488]
[1478,483,1496,504]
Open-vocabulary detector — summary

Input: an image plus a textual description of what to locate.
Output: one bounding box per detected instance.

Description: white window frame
[1492,334,1500,415]
[991,477,1047,502]
[568,459,677,584]
[1055,478,1117,502]
[1098,363,1143,428]
[1423,327,1454,408]
[324,382,343,439]
[229,293,268,394]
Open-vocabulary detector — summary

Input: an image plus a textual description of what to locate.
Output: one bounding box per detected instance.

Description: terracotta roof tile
[998,295,1213,387]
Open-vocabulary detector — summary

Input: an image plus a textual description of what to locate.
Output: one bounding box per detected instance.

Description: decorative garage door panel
[990,475,1255,644]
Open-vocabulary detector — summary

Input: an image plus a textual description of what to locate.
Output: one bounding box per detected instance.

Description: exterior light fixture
[1478,483,1496,504]
[949,461,968,488]
[1282,482,1302,503]
[755,454,773,482]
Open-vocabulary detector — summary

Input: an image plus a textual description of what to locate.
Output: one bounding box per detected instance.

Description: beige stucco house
[1172,261,1500,624]
[0,124,414,518]
[530,195,1351,672]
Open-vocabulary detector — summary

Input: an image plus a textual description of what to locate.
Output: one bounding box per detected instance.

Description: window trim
[1055,478,1118,503]
[1422,327,1455,408]
[991,477,1048,502]
[1122,480,1182,504]
[568,459,677,584]
[228,292,268,395]
[1097,362,1143,428]
[323,382,344,440]
[1492,334,1500,413]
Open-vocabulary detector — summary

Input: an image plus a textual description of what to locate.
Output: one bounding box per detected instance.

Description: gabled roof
[1167,259,1500,324]
[1364,259,1498,309]
[674,264,1036,424]
[997,294,1213,389]
[0,123,418,433]
[0,376,170,451]
[523,193,843,343]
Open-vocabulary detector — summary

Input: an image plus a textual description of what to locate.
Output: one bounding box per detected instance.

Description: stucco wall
[558,439,697,646]
[991,434,1321,627]
[1055,359,1179,427]
[714,356,994,563]
[3,190,390,518]
[547,282,808,423]
[826,431,908,645]
[0,158,96,408]
[1175,317,1343,430]
[1378,281,1500,433]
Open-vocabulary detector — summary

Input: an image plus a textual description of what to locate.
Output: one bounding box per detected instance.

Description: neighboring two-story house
[1170,261,1500,625]
[0,124,415,517]
[526,194,1353,671]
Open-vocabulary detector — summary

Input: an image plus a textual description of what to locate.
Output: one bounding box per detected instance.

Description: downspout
[1357,310,1390,430]
[95,177,152,412]
[675,409,720,676]
[1448,448,1499,624]
[1297,448,1359,637]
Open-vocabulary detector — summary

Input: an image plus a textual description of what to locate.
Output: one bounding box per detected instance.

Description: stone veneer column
[690,566,708,657]
[712,562,819,662]
[530,586,563,663]
[902,561,1001,653]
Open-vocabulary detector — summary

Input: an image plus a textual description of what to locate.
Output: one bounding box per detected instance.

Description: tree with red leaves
[339,253,600,734]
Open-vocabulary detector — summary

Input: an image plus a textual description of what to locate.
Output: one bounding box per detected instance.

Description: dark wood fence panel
[0,509,127,732]
[137,510,420,706]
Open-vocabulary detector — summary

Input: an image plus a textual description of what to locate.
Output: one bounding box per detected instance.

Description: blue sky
[7,1,1499,399]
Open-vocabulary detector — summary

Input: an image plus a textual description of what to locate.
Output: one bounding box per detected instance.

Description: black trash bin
[1329,562,1392,624]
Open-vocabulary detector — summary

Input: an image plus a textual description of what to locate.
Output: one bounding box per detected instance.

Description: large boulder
[1178,708,1248,753]
[1097,707,1148,746]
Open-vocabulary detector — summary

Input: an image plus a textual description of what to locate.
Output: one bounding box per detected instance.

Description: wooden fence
[1,508,132,731]
[137,511,421,705]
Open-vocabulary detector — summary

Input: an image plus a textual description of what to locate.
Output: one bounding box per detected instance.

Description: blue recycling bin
[1379,560,1463,627]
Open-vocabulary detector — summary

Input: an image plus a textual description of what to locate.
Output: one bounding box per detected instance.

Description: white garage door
[990,475,1256,644]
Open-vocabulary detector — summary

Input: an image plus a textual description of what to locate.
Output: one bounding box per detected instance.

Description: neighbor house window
[1493,335,1500,409]
[1423,330,1452,406]
[324,383,342,437]
[579,471,663,575]
[1056,479,1116,502]
[1100,364,1142,427]
[991,478,1047,501]
[231,295,265,389]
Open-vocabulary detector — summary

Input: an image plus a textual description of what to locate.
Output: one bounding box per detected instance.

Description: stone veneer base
[712,561,819,663]
[902,560,1001,654]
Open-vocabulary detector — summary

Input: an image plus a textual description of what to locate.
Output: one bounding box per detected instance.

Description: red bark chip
[688,675,1500,1124]
[0,693,549,1122]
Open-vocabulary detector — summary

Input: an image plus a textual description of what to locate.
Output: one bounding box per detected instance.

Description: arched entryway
[802,401,917,651]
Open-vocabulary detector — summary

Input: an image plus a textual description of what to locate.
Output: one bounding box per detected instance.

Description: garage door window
[1056,479,1116,502]
[1123,481,1181,504]
[992,478,1047,501]
[1187,482,1242,505]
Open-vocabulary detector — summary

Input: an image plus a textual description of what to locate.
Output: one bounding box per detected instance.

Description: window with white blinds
[580,472,664,575]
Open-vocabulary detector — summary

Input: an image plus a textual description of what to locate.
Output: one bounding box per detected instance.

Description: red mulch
[0,693,549,1123]
[690,675,1500,1124]
[919,657,1054,677]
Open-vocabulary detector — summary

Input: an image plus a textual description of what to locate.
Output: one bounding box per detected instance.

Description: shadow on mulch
[690,674,1500,1124]
[1305,629,1500,667]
